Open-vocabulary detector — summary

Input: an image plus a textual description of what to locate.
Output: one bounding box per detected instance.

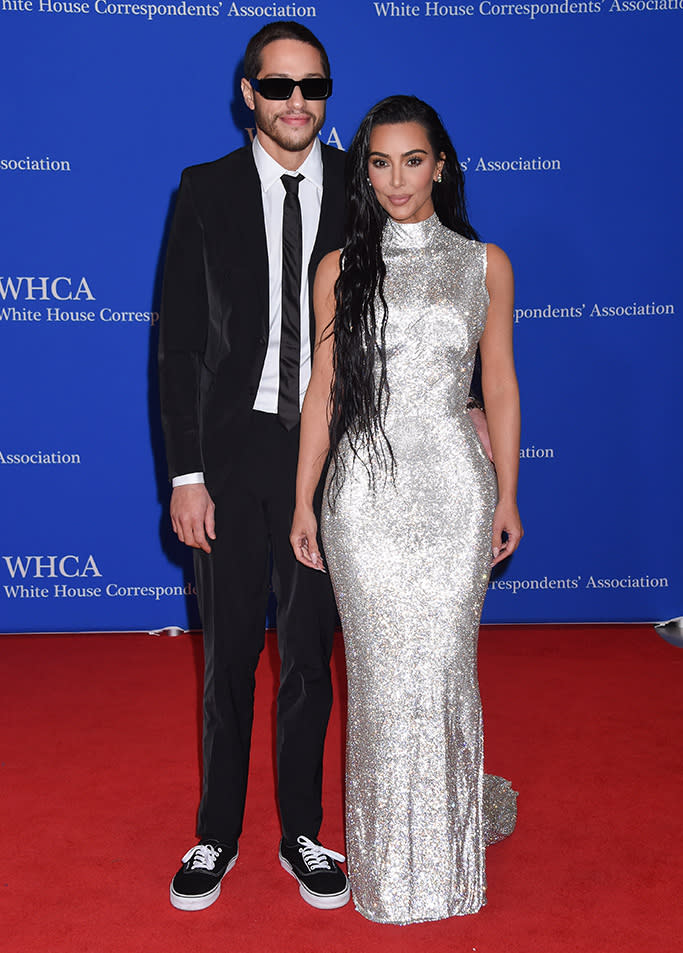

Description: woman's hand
[290,505,326,571]
[491,499,523,568]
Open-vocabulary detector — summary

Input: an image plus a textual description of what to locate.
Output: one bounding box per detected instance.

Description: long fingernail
[492,547,499,558]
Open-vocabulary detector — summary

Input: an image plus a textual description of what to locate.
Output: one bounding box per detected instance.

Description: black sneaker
[170,840,238,911]
[279,835,350,909]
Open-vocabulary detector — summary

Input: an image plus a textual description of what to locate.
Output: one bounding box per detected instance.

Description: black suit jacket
[159,143,346,498]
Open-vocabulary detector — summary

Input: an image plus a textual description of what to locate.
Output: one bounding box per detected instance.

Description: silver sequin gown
[321,214,517,924]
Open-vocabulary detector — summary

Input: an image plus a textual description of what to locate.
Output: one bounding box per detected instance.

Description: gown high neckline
[384,212,440,249]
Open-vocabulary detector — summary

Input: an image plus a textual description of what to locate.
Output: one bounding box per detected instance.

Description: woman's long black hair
[327,95,478,499]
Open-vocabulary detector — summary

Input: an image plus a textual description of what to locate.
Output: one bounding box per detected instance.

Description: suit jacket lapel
[310,147,337,285]
[221,147,270,334]
[308,145,345,343]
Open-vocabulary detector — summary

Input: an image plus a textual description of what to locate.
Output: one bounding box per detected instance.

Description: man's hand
[170,484,216,554]
[468,407,493,463]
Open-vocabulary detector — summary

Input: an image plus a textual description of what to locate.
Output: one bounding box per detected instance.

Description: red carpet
[2,626,682,953]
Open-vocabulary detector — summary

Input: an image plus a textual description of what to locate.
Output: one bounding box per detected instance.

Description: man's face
[241,39,327,167]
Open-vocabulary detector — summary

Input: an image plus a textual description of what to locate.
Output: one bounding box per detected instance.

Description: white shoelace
[296,836,345,871]
[181,843,221,871]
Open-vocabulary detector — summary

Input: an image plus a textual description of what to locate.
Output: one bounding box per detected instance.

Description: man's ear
[241,77,255,112]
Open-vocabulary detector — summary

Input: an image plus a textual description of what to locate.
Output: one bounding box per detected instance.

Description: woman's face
[367,121,445,224]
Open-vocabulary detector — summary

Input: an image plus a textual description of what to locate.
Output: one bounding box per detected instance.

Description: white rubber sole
[170,849,238,911]
[278,853,351,910]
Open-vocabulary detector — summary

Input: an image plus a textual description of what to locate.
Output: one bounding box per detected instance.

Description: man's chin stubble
[258,114,324,153]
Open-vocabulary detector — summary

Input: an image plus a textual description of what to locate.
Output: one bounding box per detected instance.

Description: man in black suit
[159,22,348,912]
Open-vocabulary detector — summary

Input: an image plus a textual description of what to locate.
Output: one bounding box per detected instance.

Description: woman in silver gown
[290,96,522,924]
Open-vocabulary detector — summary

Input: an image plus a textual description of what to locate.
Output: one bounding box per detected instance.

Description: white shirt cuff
[172,472,205,487]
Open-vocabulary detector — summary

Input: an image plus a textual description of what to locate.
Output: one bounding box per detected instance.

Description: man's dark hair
[243,21,330,79]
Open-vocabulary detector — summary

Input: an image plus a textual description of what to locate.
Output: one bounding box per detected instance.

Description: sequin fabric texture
[321,214,517,924]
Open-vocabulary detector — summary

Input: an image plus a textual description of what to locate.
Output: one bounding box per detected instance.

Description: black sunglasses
[250,77,333,101]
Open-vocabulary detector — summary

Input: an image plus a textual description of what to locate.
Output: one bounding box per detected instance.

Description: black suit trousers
[194,411,337,845]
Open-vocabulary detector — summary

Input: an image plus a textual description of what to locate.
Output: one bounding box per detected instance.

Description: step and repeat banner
[1,3,681,632]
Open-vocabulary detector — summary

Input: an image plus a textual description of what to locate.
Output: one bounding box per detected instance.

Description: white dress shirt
[172,136,324,489]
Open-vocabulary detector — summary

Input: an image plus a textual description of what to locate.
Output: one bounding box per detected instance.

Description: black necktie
[278,173,304,430]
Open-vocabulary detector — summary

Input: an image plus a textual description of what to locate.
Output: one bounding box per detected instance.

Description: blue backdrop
[1,2,681,632]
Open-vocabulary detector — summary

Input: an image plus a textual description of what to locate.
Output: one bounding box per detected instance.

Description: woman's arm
[480,244,523,567]
[289,250,341,570]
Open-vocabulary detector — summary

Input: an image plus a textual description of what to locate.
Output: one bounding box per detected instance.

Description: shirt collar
[252,135,323,194]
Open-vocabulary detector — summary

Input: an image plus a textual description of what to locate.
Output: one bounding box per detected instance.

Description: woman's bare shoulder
[316,248,342,283]
[485,243,513,282]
